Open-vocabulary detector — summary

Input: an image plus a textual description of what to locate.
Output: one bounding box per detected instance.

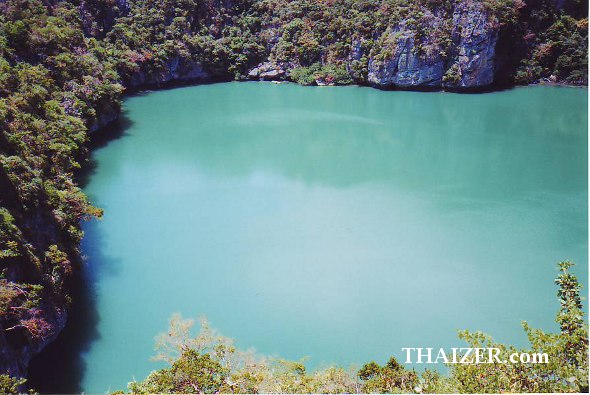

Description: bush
[127,262,588,394]
[289,63,352,85]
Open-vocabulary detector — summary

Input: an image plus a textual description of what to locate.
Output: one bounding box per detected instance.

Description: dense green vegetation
[0,0,119,371]
[0,0,587,390]
[98,0,586,85]
[514,1,588,84]
[123,262,588,394]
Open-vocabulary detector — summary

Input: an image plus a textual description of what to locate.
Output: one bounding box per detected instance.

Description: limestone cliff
[313,2,504,89]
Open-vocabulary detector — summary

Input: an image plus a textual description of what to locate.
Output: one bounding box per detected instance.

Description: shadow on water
[27,115,132,394]
[78,114,135,187]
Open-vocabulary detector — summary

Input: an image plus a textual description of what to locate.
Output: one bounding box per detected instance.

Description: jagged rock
[350,40,364,62]
[247,62,286,81]
[248,67,260,78]
[260,69,285,80]
[367,24,446,88]
[315,79,334,86]
[443,1,498,89]
[0,298,67,378]
[366,3,499,90]
[128,57,210,88]
[165,57,209,83]
[89,103,120,133]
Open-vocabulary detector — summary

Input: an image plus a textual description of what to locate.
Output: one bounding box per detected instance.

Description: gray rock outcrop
[443,1,499,89]
[367,23,446,88]
[365,2,499,90]
[247,62,286,81]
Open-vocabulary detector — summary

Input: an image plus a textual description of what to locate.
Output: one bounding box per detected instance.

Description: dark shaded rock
[89,103,121,133]
[128,57,210,88]
[0,303,67,379]
[79,0,131,38]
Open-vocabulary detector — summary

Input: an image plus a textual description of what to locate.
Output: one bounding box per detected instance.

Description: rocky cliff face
[126,56,211,88]
[245,1,514,90]
[0,170,71,379]
[0,300,66,379]
[366,22,447,88]
[444,1,499,89]
[365,1,500,90]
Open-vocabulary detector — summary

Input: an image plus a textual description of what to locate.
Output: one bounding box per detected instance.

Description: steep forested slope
[0,0,587,385]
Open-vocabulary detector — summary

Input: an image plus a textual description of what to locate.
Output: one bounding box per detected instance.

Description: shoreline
[93,78,588,135]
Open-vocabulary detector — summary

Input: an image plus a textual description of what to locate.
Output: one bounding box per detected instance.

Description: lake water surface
[78,83,587,393]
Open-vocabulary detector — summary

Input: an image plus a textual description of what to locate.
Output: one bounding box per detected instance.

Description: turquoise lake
[71,83,587,392]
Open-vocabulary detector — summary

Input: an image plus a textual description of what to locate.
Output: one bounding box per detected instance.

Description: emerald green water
[80,83,587,393]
